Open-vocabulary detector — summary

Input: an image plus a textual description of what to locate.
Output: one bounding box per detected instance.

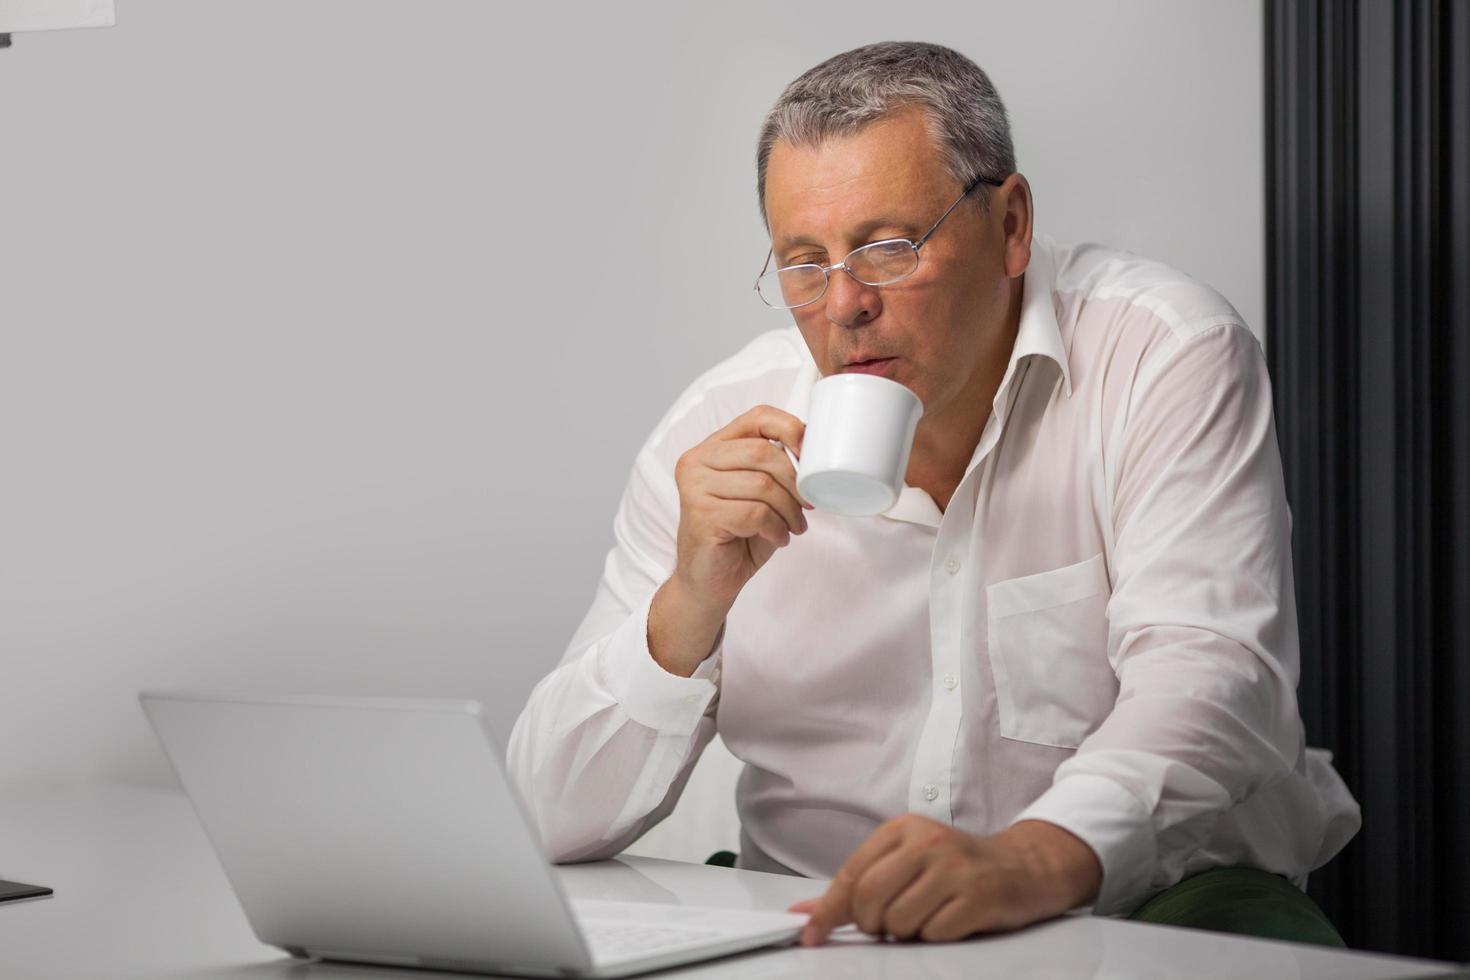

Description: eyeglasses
[754,173,1005,310]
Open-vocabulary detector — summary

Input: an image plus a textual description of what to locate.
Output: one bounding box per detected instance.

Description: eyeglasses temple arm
[914,173,1006,250]
[755,247,774,282]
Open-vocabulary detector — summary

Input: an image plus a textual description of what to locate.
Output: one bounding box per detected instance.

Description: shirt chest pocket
[985,552,1117,749]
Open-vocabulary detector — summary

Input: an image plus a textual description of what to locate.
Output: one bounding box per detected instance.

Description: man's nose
[824,268,881,328]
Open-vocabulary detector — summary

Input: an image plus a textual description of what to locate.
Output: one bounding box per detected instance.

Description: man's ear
[998,173,1033,279]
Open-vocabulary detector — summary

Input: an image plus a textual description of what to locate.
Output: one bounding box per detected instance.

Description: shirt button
[923,784,938,802]
[942,674,958,691]
[944,555,961,575]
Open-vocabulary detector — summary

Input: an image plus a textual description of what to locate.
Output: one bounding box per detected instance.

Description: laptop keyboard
[580,921,723,959]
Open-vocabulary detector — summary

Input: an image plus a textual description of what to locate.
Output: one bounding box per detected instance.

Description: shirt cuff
[595,591,722,735]
[1011,773,1157,915]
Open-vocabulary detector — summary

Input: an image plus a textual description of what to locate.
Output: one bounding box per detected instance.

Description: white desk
[0,782,1460,980]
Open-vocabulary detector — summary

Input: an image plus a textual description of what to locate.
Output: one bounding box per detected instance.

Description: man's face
[763,106,1023,424]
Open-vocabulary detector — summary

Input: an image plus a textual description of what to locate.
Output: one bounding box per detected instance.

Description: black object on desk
[0,878,52,903]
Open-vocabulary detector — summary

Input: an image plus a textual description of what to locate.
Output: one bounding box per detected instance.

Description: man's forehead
[764,108,951,241]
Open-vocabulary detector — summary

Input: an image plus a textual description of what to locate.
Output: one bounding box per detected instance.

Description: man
[508,41,1359,945]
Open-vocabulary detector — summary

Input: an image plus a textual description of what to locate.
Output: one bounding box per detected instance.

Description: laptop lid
[139,691,594,975]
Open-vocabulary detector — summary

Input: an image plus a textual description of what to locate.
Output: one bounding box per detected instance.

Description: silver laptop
[139,691,805,978]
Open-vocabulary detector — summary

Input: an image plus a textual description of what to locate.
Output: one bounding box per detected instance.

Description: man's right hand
[648,405,813,677]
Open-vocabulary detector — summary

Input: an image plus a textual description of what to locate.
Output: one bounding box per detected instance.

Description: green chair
[1127,867,1345,947]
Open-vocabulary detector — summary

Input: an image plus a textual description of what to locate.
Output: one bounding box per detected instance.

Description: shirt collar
[944,238,1072,501]
[1005,237,1073,401]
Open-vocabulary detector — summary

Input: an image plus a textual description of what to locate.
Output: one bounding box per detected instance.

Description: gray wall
[0,0,1262,787]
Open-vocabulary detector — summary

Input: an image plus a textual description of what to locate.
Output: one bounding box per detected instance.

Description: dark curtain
[1265,0,1470,961]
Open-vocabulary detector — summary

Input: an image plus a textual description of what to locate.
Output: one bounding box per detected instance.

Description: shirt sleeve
[506,426,722,863]
[1013,321,1308,914]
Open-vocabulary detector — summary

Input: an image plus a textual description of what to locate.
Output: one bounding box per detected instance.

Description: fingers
[917,894,980,943]
[705,437,812,510]
[848,848,926,936]
[799,822,1076,948]
[709,470,808,537]
[809,859,973,945]
[695,439,810,544]
[806,866,967,946]
[879,866,955,940]
[786,898,820,915]
[799,871,855,946]
[720,405,806,460]
[800,822,905,945]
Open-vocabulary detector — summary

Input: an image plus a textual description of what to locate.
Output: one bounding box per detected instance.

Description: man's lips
[841,357,898,376]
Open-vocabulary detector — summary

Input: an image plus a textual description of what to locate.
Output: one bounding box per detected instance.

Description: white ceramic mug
[796,373,923,517]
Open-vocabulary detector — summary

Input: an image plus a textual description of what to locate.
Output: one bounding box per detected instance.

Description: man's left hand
[789,815,1102,944]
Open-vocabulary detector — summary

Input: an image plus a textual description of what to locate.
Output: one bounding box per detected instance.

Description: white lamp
[0,0,115,48]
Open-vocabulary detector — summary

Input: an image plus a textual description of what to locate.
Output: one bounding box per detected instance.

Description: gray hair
[756,41,1015,222]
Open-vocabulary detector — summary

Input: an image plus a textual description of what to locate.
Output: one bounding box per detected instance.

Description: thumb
[786,898,820,914]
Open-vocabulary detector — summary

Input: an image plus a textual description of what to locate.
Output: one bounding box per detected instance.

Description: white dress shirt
[507,235,1361,915]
